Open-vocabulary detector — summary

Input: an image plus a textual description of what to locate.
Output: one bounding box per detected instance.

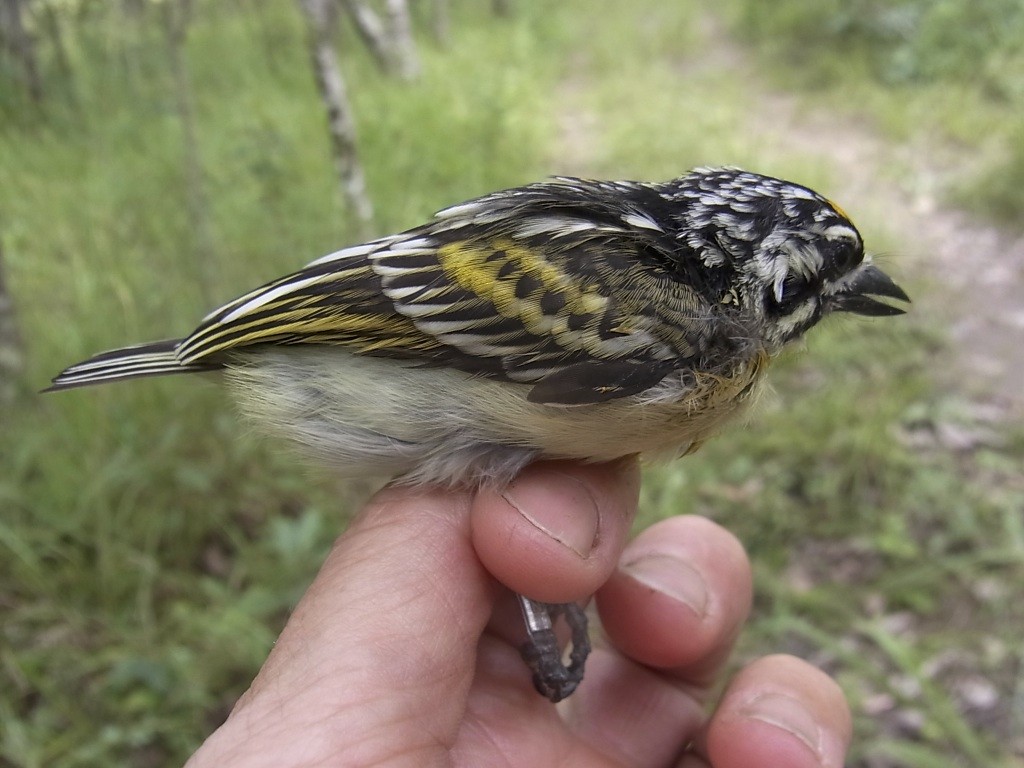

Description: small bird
[48,167,909,701]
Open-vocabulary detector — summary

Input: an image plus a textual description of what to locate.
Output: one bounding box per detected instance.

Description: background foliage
[729,0,1024,227]
[1,1,1022,766]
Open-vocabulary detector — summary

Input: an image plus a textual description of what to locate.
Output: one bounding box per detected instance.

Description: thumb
[188,485,493,767]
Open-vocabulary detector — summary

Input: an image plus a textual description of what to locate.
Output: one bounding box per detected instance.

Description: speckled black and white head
[662,167,909,350]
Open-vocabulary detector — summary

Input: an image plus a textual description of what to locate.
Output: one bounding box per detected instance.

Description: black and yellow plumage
[57,177,746,399]
[50,167,907,483]
[48,167,909,701]
[50,168,907,459]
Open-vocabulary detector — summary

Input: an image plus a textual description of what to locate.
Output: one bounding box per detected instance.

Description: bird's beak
[830,263,910,317]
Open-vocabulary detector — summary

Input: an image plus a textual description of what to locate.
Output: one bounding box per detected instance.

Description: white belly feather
[226,348,768,487]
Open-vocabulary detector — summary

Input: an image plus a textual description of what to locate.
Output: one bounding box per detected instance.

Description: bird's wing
[177,182,724,404]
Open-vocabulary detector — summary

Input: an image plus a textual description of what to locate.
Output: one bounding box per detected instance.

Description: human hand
[187,458,851,767]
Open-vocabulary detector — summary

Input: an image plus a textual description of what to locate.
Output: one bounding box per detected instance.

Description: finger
[596,515,753,686]
[562,647,708,768]
[190,485,492,767]
[471,457,641,604]
[698,655,852,768]
[564,516,752,766]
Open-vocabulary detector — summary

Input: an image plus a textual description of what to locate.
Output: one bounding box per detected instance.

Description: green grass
[2,1,1023,766]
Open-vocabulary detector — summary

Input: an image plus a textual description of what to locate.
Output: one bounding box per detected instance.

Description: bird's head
[666,168,909,351]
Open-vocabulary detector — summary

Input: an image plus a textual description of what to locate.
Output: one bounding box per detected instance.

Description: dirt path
[559,14,1024,418]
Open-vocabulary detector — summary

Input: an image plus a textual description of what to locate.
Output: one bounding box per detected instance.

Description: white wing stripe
[220,275,324,324]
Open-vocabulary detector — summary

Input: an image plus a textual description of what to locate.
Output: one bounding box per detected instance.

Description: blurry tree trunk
[299,0,374,230]
[429,0,450,46]
[0,0,43,102]
[162,0,216,302]
[0,241,24,405]
[383,0,419,80]
[342,0,392,72]
[342,0,419,81]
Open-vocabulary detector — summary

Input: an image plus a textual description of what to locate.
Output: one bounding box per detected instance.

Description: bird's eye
[822,236,863,279]
[769,276,817,314]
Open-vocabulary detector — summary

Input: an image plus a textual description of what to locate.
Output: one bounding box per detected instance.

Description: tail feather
[44,339,221,392]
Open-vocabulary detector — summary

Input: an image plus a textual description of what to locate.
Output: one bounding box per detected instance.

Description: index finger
[597,515,753,688]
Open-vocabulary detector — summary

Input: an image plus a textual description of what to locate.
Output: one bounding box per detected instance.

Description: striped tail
[44,339,222,392]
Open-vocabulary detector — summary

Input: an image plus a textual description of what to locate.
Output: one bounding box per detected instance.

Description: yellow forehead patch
[825,197,852,223]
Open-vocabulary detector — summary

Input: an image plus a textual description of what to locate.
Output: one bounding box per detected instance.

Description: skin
[186,458,852,767]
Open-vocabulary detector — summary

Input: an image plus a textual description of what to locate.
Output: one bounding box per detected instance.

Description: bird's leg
[517,595,590,702]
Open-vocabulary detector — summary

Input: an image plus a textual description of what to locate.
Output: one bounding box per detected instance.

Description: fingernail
[621,554,708,616]
[502,475,600,558]
[741,693,824,762]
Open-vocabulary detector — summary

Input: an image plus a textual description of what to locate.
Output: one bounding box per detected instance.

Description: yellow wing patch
[436,238,609,336]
